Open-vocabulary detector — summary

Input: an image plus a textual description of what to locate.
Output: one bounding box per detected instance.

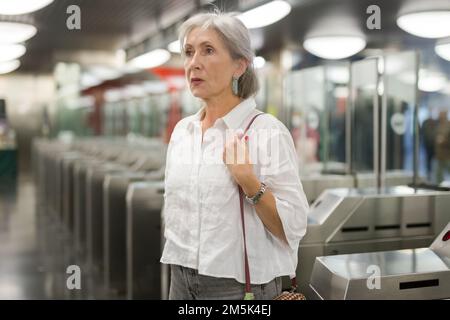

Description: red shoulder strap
[239,112,264,297]
[239,112,297,298]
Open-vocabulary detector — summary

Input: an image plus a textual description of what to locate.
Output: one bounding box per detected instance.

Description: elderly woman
[160,11,308,300]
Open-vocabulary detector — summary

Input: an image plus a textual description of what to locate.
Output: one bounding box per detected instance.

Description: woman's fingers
[223,135,236,164]
[223,134,249,165]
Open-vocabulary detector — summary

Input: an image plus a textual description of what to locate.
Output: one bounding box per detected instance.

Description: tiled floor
[0,175,85,299]
[0,175,50,299]
[0,173,118,300]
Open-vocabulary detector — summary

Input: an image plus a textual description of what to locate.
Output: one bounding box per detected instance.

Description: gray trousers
[169,265,282,300]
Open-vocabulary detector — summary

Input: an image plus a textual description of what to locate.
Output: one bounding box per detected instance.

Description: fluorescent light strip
[128,49,171,69]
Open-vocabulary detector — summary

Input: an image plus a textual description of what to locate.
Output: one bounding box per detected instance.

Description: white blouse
[160,97,309,284]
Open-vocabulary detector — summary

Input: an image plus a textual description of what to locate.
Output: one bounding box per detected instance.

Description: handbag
[238,112,306,301]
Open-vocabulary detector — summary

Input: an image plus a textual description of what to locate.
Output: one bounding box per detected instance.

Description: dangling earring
[232,76,239,96]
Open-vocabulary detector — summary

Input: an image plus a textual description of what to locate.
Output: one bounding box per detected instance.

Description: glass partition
[285,64,351,176]
[323,63,350,172]
[381,51,418,185]
[350,58,379,175]
[285,66,325,176]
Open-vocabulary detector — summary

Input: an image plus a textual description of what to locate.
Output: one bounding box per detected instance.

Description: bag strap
[239,111,264,300]
[238,112,297,300]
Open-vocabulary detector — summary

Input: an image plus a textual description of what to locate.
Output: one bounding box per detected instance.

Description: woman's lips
[191,78,204,86]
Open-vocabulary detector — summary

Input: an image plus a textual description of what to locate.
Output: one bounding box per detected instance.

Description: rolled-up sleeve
[258,120,309,252]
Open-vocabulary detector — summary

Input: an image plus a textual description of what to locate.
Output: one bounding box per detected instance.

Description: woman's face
[183,27,242,101]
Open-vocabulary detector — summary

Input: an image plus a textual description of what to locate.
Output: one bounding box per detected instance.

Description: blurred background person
[435,110,450,184]
[421,114,438,181]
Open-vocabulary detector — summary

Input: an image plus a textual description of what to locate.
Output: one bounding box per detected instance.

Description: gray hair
[179,11,259,99]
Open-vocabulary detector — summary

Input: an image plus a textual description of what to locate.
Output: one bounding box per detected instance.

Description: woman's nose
[188,52,201,70]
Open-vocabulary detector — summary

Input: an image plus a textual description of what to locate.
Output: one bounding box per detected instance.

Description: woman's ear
[235,58,249,78]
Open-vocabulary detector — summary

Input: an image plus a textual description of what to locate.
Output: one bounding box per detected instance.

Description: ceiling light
[254,56,266,69]
[168,40,181,53]
[441,82,450,95]
[0,60,20,74]
[0,44,26,62]
[88,66,122,81]
[418,69,447,92]
[128,49,171,69]
[0,0,54,15]
[0,22,37,44]
[237,0,291,29]
[303,36,366,60]
[435,39,450,61]
[396,11,450,38]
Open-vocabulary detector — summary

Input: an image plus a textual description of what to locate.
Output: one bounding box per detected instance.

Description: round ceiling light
[237,0,291,29]
[396,11,450,38]
[418,69,447,92]
[0,22,37,44]
[0,60,20,74]
[0,44,26,62]
[0,0,54,15]
[168,40,181,53]
[303,36,366,60]
[435,38,450,61]
[254,56,266,69]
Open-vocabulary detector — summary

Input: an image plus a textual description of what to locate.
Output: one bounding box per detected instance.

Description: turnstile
[86,163,128,277]
[73,158,105,256]
[103,166,165,298]
[32,138,167,299]
[309,222,450,299]
[103,172,146,297]
[126,181,166,299]
[302,170,418,204]
[301,174,355,203]
[297,186,450,298]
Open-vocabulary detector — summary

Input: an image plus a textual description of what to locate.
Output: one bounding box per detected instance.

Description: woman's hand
[223,132,259,195]
[223,132,289,244]
[223,133,288,243]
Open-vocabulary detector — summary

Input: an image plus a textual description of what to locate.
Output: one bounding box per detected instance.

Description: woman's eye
[185,50,193,57]
[206,47,214,54]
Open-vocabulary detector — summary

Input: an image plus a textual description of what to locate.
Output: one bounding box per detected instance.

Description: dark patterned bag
[272,279,306,300]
